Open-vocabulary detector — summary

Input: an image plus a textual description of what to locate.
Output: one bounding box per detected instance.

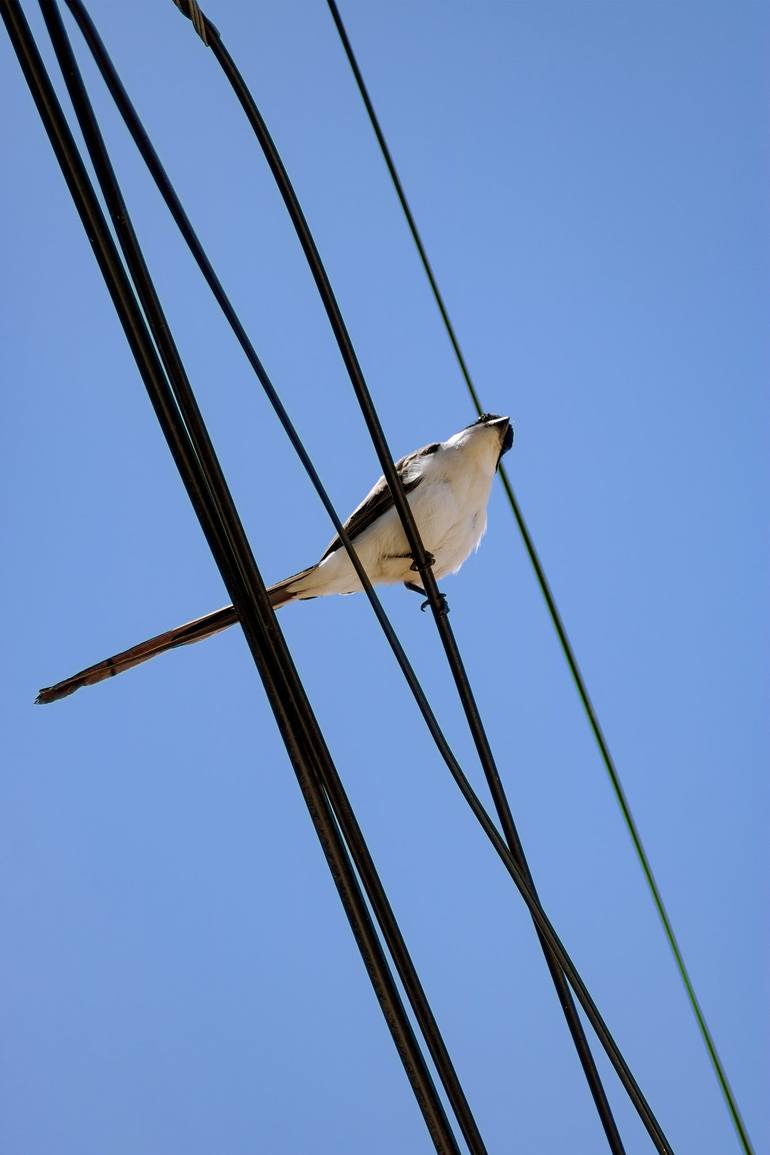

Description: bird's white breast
[296,422,501,596]
[411,443,494,577]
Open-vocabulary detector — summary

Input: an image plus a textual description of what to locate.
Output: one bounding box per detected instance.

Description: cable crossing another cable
[321,4,755,1153]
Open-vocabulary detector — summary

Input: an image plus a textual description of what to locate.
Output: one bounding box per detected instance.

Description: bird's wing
[320,442,440,560]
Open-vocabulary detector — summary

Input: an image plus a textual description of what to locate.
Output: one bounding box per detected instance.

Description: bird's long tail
[35,566,316,704]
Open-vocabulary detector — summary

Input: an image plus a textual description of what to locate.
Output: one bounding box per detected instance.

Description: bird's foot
[404,579,449,615]
[410,551,435,572]
[421,592,450,615]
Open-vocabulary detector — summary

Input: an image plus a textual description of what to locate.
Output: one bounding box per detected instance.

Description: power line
[57,7,674,1150]
[67,2,674,1145]
[322,3,756,1154]
[6,1,675,1150]
[6,3,465,1150]
[175,6,630,1151]
[59,8,677,1152]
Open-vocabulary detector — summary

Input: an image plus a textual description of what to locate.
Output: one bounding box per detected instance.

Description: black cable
[166,5,630,1151]
[55,14,678,1155]
[322,5,755,1153]
[48,2,491,1143]
[5,4,463,1151]
[7,2,674,1149]
[67,2,674,1145]
[39,5,467,1149]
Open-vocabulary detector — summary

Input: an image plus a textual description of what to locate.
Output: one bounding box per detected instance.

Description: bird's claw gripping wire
[407,552,448,610]
[404,581,450,616]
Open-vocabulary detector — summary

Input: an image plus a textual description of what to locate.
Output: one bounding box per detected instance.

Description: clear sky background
[1,2,767,1152]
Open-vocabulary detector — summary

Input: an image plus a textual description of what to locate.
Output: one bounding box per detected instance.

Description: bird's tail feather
[35,566,317,704]
[266,564,317,609]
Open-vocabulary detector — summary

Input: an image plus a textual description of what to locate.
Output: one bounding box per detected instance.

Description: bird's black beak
[488,415,513,463]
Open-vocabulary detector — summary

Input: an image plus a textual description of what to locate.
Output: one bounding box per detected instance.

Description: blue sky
[1,2,767,1152]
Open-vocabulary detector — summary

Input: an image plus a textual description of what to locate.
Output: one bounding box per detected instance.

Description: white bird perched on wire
[36,414,513,703]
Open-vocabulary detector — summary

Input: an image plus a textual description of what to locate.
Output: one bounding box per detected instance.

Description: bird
[36,414,513,704]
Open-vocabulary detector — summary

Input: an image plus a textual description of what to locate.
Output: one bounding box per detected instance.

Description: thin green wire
[324,3,755,1152]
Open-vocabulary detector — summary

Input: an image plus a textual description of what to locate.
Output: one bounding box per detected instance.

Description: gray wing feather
[320,442,440,560]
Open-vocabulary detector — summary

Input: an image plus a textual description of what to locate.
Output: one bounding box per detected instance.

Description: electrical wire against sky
[49,8,679,1153]
[3,1,678,1150]
[321,3,755,1153]
[1,2,752,1155]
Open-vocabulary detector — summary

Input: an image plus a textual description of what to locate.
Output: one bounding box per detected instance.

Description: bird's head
[447,413,513,468]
